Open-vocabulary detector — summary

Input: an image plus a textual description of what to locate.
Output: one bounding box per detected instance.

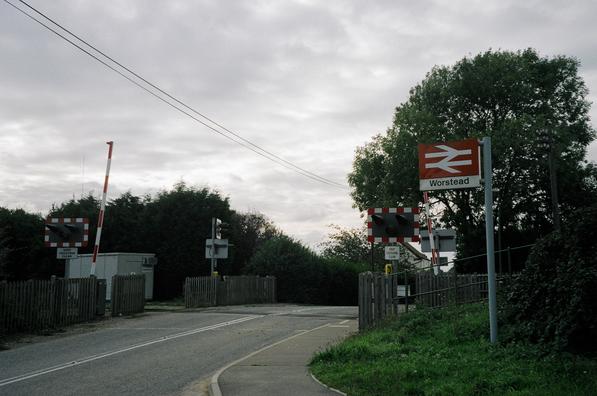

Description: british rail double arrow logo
[418,138,481,191]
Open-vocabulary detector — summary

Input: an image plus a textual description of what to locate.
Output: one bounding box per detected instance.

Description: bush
[244,235,364,305]
[501,205,597,353]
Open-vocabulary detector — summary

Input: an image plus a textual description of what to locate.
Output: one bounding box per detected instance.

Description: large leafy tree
[349,49,596,271]
[222,211,280,275]
[142,182,233,299]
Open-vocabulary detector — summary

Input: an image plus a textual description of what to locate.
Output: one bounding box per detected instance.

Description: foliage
[141,182,232,299]
[500,204,597,353]
[222,211,280,276]
[0,208,55,280]
[320,224,422,273]
[245,234,366,305]
[348,49,596,272]
[320,224,386,271]
[101,192,148,253]
[322,257,367,306]
[244,235,325,303]
[311,303,597,395]
[320,225,372,263]
[4,182,284,301]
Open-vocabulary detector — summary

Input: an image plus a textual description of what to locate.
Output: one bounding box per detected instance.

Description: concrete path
[212,318,357,396]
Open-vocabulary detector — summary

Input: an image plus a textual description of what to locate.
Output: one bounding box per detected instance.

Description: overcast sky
[1,0,596,250]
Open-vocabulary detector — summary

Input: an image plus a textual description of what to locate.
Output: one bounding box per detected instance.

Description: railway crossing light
[44,218,89,247]
[367,208,420,243]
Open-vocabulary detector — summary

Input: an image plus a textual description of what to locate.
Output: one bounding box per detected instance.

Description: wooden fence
[358,271,493,330]
[111,274,145,316]
[415,272,488,308]
[0,277,101,335]
[358,272,400,330]
[185,276,276,308]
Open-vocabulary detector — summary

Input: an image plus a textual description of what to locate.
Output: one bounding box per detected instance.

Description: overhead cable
[5,0,348,189]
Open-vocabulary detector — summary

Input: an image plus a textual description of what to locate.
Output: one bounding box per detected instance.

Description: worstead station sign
[417,136,498,345]
[418,138,481,191]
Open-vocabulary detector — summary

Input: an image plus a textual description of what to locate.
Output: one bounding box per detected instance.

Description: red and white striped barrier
[91,141,113,277]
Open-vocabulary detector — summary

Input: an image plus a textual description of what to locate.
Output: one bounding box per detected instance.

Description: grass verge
[310,303,597,395]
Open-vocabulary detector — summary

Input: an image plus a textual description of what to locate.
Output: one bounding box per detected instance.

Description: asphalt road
[0,305,356,396]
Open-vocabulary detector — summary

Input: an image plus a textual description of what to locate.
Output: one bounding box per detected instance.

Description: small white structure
[400,243,432,270]
[66,252,156,300]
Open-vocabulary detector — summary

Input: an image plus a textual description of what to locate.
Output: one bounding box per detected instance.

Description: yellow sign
[384,264,393,275]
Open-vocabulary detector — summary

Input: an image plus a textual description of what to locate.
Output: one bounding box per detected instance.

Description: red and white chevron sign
[418,138,481,191]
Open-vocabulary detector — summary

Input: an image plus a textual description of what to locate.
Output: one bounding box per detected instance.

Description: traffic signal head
[367,208,420,243]
[45,218,89,247]
[213,217,230,239]
[215,218,222,239]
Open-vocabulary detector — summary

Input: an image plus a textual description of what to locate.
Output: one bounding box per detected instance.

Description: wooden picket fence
[415,272,488,308]
[111,274,145,316]
[358,272,400,330]
[0,277,101,335]
[358,271,492,330]
[185,276,276,308]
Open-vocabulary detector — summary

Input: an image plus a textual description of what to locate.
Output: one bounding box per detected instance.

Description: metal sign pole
[482,137,498,343]
[370,242,374,272]
[211,217,216,276]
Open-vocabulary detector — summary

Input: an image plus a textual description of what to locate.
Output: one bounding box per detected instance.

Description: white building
[66,252,156,300]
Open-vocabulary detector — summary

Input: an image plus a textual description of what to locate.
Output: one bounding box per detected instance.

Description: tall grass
[311,303,597,395]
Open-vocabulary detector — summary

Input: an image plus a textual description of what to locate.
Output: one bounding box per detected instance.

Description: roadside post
[206,218,228,276]
[481,137,497,343]
[418,137,497,343]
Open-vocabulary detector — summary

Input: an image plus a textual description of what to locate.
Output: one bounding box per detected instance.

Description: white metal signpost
[418,137,497,344]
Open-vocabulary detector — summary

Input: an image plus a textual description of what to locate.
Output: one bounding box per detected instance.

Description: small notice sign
[57,247,78,259]
[384,246,400,260]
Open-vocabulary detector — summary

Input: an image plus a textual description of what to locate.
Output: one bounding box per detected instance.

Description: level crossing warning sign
[418,138,481,191]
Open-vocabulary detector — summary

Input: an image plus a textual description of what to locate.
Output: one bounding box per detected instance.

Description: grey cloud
[2,0,597,249]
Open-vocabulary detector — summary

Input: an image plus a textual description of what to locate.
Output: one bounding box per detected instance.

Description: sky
[1,0,596,250]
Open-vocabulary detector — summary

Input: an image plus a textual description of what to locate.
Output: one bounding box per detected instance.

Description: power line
[5,0,348,189]
[14,0,346,189]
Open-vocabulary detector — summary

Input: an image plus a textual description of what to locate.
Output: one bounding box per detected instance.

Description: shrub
[501,205,597,353]
[244,235,365,305]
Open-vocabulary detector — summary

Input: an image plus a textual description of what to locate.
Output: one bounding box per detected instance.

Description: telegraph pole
[548,141,561,232]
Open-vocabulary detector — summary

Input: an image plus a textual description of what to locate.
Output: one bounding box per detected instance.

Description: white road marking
[209,323,332,396]
[0,315,261,388]
[339,319,349,324]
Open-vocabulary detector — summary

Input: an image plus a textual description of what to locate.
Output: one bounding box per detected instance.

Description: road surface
[0,304,356,396]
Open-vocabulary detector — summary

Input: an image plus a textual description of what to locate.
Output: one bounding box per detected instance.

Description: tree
[0,207,54,280]
[501,204,597,353]
[142,182,233,299]
[320,224,386,271]
[348,49,596,271]
[245,234,326,303]
[102,192,148,253]
[222,211,280,275]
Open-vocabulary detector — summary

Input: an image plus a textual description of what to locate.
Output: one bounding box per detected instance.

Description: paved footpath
[212,318,357,396]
